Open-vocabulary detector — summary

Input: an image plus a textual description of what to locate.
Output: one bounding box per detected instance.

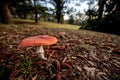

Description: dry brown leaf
[76,54,86,60]
[62,63,72,69]
[32,75,37,80]
[55,59,61,71]
[76,65,82,72]
[99,45,111,50]
[56,73,61,80]
[83,66,96,80]
[48,50,55,59]
[65,58,72,63]
[9,70,21,79]
[112,49,120,54]
[34,61,43,65]
[96,72,108,80]
[51,46,65,50]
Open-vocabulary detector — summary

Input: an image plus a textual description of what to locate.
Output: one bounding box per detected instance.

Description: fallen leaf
[54,59,61,71]
[62,63,72,69]
[34,61,43,65]
[32,75,37,80]
[56,73,61,80]
[112,49,120,54]
[51,46,65,50]
[9,70,21,78]
[99,45,111,50]
[83,66,96,80]
[48,50,55,59]
[65,58,72,63]
[76,54,86,60]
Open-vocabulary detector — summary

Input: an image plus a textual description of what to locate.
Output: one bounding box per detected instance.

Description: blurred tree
[48,0,66,23]
[75,12,84,25]
[0,0,13,24]
[105,0,120,14]
[68,15,75,24]
[33,0,38,23]
[9,0,33,19]
[37,5,48,21]
[33,0,49,23]
[98,0,107,19]
[80,0,120,35]
[86,9,97,20]
[86,1,94,20]
[10,0,44,23]
[23,0,27,19]
[66,7,76,16]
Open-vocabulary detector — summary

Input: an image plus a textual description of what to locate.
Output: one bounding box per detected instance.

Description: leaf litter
[0,25,120,80]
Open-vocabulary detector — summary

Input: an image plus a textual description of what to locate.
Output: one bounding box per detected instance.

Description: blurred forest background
[0,0,120,35]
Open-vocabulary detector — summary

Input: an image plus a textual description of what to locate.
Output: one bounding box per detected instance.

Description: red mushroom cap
[19,35,58,47]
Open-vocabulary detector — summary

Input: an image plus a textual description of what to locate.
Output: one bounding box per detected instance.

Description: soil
[0,25,120,80]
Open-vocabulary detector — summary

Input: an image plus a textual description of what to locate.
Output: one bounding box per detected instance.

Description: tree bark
[33,0,38,23]
[56,10,61,23]
[55,0,64,23]
[23,0,27,19]
[98,0,106,20]
[0,1,13,24]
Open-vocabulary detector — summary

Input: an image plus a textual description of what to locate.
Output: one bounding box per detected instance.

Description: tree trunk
[33,0,38,23]
[0,1,13,24]
[98,0,106,20]
[56,11,61,23]
[23,0,27,19]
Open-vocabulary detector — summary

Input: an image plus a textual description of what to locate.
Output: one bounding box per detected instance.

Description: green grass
[39,22,80,30]
[13,19,80,30]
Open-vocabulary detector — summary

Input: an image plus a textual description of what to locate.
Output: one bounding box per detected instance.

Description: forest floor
[0,23,120,80]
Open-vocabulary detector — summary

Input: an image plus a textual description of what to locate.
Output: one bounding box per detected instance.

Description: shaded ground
[0,24,120,80]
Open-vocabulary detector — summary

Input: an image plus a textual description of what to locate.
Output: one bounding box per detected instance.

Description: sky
[64,1,89,20]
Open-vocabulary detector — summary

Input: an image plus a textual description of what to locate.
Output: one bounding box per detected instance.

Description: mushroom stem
[37,46,47,60]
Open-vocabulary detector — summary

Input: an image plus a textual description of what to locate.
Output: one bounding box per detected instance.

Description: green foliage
[17,55,32,74]
[80,10,120,35]
[80,0,120,35]
[48,0,65,23]
[68,15,74,24]
[86,9,97,20]
[60,15,65,23]
[8,0,33,19]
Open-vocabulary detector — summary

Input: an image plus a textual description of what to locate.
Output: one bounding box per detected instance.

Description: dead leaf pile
[0,25,120,80]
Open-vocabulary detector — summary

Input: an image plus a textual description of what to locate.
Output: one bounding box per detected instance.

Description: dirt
[0,25,120,80]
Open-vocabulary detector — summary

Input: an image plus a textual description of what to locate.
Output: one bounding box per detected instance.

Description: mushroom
[18,35,58,60]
